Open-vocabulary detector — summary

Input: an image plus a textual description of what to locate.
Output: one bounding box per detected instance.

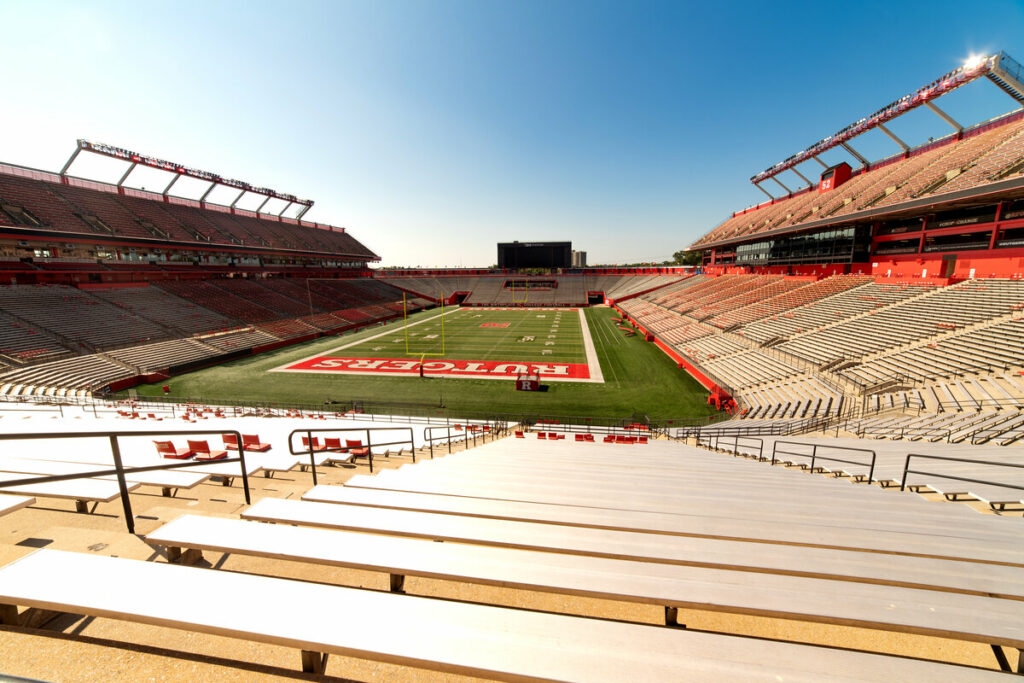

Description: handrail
[855,422,953,443]
[424,425,457,458]
[3,391,726,432]
[697,434,763,460]
[423,423,500,458]
[424,424,495,457]
[771,440,876,484]
[287,426,416,476]
[900,453,1024,493]
[0,429,250,533]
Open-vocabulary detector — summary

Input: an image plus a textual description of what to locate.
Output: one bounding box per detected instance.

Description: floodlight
[964,53,987,71]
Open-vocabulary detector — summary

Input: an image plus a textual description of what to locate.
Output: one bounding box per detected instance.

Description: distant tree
[672,250,702,266]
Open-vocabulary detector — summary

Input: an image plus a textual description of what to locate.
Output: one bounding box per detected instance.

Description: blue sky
[0,0,1023,266]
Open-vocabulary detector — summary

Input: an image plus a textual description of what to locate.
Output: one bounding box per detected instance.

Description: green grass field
[128,307,716,421]
[340,307,587,364]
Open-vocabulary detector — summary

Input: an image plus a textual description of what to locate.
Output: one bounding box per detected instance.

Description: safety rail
[288,426,417,478]
[423,423,503,458]
[675,414,833,439]
[934,397,1024,412]
[855,425,952,443]
[527,422,654,436]
[771,441,877,484]
[0,429,250,533]
[696,434,763,460]
[899,453,1024,498]
[3,392,720,433]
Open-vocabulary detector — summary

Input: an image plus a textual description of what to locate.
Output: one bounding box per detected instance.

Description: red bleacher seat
[187,440,228,461]
[242,434,271,452]
[153,440,191,460]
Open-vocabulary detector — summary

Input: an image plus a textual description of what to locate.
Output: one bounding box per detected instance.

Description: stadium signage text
[281,356,591,379]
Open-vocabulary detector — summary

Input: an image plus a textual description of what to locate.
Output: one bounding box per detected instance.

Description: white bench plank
[0,495,35,517]
[0,549,1008,682]
[147,514,1024,651]
[300,486,1024,598]
[246,498,1024,583]
[341,474,1024,554]
[0,457,209,490]
[0,472,138,503]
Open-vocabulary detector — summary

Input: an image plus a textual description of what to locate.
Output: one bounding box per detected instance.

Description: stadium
[0,24,1022,683]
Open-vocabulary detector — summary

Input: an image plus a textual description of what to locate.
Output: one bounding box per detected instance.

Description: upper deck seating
[0,167,379,257]
[694,113,1024,248]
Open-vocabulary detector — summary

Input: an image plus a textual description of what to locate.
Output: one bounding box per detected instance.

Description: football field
[274,307,601,382]
[131,307,716,421]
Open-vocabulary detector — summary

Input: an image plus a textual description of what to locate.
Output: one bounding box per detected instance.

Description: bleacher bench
[145,513,1024,673]
[0,549,1012,680]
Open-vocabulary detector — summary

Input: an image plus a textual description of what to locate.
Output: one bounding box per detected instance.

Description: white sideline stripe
[578,308,604,383]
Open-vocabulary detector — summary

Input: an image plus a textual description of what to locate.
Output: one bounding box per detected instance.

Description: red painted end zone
[283,356,591,379]
[479,322,511,328]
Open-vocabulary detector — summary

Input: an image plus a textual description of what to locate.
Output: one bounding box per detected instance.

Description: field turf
[330,307,587,365]
[129,307,716,421]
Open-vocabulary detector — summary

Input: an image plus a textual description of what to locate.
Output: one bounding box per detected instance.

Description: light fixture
[963,53,987,71]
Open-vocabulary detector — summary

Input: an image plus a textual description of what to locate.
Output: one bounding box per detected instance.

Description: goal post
[510,279,529,304]
[403,292,446,357]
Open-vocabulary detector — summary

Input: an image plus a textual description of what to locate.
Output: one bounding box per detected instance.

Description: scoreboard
[498,241,571,269]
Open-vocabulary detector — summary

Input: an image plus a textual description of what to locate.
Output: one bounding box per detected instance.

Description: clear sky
[1,0,1023,267]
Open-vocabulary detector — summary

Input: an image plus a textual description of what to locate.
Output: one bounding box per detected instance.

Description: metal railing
[0,429,251,533]
[899,453,1024,496]
[423,423,505,458]
[288,426,417,476]
[771,440,877,483]
[696,434,763,460]
[855,425,952,443]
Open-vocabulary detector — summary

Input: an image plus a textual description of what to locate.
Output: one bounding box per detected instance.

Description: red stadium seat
[153,440,191,460]
[242,434,271,452]
[187,440,228,461]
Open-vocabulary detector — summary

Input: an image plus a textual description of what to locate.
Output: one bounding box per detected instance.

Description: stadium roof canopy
[750,52,1024,198]
[61,139,315,220]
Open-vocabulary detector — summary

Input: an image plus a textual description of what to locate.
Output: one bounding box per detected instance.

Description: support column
[841,142,869,168]
[924,101,963,133]
[753,182,775,201]
[301,650,328,674]
[877,123,910,152]
[0,604,19,626]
